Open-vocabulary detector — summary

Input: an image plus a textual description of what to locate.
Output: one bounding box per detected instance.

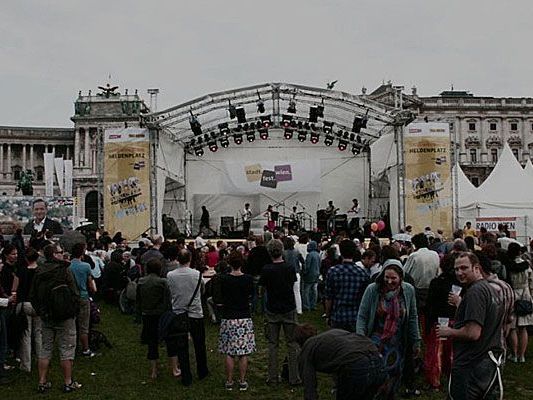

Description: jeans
[264,310,300,384]
[302,282,318,311]
[336,353,387,400]
[449,355,499,400]
[293,274,302,314]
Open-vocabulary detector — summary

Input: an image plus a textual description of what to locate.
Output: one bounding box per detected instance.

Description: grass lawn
[3,303,533,399]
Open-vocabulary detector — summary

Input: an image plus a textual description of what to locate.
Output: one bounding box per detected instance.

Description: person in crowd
[0,244,20,297]
[16,248,42,372]
[89,249,106,293]
[295,233,309,262]
[505,242,533,363]
[242,203,252,237]
[437,252,505,399]
[205,244,219,270]
[463,221,476,238]
[424,252,460,391]
[263,205,276,233]
[302,240,321,311]
[162,244,180,277]
[325,239,369,332]
[283,236,304,315]
[10,228,25,259]
[0,270,17,385]
[259,239,300,385]
[244,236,271,314]
[356,260,421,399]
[30,243,81,394]
[69,242,97,357]
[482,243,507,281]
[136,258,171,379]
[295,323,386,400]
[167,249,208,386]
[103,249,127,301]
[216,251,255,391]
[194,232,207,250]
[23,199,63,236]
[355,249,377,278]
[140,235,165,267]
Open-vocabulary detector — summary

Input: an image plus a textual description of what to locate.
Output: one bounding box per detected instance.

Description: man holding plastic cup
[436,252,505,400]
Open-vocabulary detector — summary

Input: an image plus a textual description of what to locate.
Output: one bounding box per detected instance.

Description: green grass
[3,304,533,399]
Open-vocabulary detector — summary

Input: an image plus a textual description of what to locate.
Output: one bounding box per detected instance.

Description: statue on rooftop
[16,170,34,196]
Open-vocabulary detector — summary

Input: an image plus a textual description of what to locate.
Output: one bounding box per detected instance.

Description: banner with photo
[404,122,452,235]
[103,128,151,240]
[221,159,321,194]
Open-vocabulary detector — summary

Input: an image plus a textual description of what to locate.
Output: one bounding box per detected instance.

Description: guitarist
[324,201,339,235]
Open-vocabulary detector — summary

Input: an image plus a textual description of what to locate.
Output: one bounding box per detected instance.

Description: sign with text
[475,217,516,238]
[103,128,151,240]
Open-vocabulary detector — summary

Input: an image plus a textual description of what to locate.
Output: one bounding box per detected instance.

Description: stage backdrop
[103,128,151,240]
[403,122,452,235]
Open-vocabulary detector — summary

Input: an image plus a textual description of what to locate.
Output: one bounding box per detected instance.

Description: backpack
[33,263,80,321]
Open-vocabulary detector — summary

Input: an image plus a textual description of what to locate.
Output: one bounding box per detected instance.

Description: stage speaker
[220,216,235,229]
[334,214,348,232]
[220,226,231,237]
[316,209,328,232]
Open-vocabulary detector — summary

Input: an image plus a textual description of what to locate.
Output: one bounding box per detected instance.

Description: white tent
[454,163,477,208]
[524,159,533,182]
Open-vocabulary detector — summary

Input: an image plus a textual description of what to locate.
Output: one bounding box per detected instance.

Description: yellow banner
[404,123,452,235]
[103,128,150,240]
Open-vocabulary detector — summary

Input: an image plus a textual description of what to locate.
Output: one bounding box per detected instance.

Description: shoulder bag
[167,273,203,337]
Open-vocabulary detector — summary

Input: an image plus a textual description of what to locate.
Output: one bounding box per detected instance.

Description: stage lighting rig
[246,129,256,142]
[236,108,247,123]
[233,133,243,145]
[298,131,307,142]
[323,121,334,134]
[281,114,293,128]
[310,131,320,144]
[208,141,218,152]
[259,129,269,140]
[218,122,230,135]
[338,140,348,151]
[194,146,204,156]
[220,136,229,148]
[260,115,272,129]
[284,128,294,139]
[352,111,368,133]
[189,111,203,136]
[324,133,334,146]
[351,144,361,155]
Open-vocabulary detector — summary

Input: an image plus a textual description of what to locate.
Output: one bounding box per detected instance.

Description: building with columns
[0,85,149,225]
[369,84,533,186]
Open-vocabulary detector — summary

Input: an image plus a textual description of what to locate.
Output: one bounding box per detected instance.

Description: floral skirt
[218,318,256,356]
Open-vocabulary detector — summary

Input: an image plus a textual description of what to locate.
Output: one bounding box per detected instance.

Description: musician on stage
[325,200,338,234]
[289,206,299,232]
[242,203,252,236]
[264,205,276,232]
[347,198,361,232]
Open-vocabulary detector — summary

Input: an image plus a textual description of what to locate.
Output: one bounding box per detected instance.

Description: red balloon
[377,220,386,231]
[371,222,378,232]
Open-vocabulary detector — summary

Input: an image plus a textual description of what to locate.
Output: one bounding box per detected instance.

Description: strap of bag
[488,350,503,400]
[186,272,203,309]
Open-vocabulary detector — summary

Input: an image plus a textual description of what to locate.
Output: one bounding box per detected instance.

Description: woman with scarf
[356,260,420,399]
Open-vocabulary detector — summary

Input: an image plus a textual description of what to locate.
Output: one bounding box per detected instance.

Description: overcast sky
[1,0,532,127]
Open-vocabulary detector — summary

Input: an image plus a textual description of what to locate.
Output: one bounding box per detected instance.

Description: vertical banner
[103,128,151,240]
[64,160,73,197]
[44,153,55,196]
[54,157,65,196]
[403,123,452,235]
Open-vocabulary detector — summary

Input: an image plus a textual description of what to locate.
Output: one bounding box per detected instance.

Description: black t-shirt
[259,261,297,314]
[220,274,254,319]
[453,279,504,368]
[16,265,37,303]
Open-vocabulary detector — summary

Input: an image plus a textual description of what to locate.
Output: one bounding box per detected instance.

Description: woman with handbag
[506,242,533,363]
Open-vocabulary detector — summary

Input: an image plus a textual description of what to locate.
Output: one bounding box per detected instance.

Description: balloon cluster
[370,220,386,232]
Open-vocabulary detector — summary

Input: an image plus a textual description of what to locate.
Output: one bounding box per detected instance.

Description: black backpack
[33,263,79,321]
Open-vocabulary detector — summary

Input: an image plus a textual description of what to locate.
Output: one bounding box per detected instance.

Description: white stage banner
[44,153,55,196]
[221,159,321,194]
[54,157,65,196]
[64,160,73,197]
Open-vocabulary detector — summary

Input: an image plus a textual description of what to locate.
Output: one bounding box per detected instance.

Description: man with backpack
[30,243,81,394]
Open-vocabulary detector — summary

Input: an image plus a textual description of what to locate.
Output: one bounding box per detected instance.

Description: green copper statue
[16,170,34,196]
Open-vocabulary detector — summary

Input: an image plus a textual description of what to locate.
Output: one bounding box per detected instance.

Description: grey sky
[1,0,532,127]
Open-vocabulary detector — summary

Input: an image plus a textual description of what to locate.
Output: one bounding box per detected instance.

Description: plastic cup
[451,285,462,295]
[438,317,449,341]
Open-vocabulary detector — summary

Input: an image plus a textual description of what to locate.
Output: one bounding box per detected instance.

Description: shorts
[39,318,77,361]
[77,299,90,335]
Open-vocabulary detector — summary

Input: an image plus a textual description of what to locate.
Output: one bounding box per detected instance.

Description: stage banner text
[403,123,452,234]
[103,128,151,240]
[221,159,321,194]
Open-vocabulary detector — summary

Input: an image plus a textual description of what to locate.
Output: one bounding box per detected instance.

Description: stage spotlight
[287,99,296,113]
[324,134,334,146]
[259,129,269,140]
[323,121,334,134]
[220,137,229,148]
[234,124,242,133]
[260,115,272,128]
[203,133,210,142]
[352,144,361,155]
[316,104,324,118]
[194,146,204,156]
[257,99,265,113]
[343,131,350,140]
[228,100,237,119]
[284,129,294,140]
[209,141,218,152]
[349,133,356,142]
[236,108,247,123]
[309,107,318,123]
[298,131,307,142]
[356,134,362,143]
[243,123,250,132]
[218,122,230,135]
[233,133,243,145]
[336,130,343,138]
[310,132,320,144]
[281,114,293,128]
[189,112,203,136]
[247,132,256,142]
[338,140,348,151]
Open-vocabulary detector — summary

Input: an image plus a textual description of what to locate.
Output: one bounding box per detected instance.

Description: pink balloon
[377,220,386,231]
[371,222,378,232]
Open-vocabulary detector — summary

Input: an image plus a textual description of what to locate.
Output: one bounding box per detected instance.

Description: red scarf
[379,287,401,341]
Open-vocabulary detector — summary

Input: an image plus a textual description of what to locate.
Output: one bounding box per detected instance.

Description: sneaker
[82,349,95,358]
[239,381,249,391]
[63,381,82,393]
[37,382,52,394]
[225,381,234,391]
[510,356,518,363]
[519,356,526,363]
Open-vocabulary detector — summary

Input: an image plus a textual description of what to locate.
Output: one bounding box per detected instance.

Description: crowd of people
[1,215,532,399]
